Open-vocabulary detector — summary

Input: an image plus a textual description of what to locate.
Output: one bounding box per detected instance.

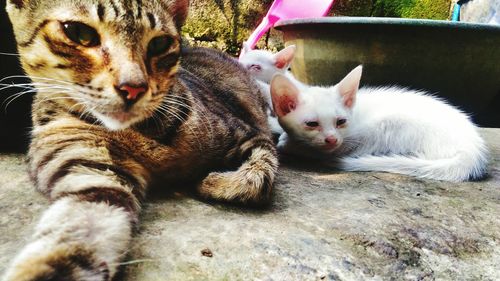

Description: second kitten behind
[239,44,300,135]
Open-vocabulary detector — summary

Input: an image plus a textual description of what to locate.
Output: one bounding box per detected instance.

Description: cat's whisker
[1,87,63,109]
[2,88,79,113]
[0,52,21,57]
[111,258,160,266]
[0,75,74,85]
[164,97,209,143]
[2,91,35,112]
[163,96,214,142]
[33,96,87,112]
[78,103,98,121]
[149,110,165,134]
[156,104,203,150]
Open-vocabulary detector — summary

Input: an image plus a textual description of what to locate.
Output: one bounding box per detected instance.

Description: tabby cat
[3,0,278,280]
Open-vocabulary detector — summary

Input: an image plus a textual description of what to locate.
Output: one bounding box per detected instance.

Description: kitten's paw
[276,133,289,152]
[198,171,271,205]
[2,242,109,281]
[268,117,284,135]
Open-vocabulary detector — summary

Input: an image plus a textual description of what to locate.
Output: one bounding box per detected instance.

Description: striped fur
[3,1,278,280]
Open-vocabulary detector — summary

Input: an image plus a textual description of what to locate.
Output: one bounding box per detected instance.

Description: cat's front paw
[198,171,271,205]
[2,242,109,281]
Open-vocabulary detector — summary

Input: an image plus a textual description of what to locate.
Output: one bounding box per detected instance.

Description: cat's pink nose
[116,83,148,104]
[325,136,337,146]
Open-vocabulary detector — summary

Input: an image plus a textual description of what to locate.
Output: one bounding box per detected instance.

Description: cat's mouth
[107,111,136,122]
[92,110,142,131]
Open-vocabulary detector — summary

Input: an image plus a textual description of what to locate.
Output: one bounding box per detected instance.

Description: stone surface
[0,128,499,280]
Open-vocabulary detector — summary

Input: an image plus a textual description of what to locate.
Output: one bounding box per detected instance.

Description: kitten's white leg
[277,132,290,152]
[268,116,284,135]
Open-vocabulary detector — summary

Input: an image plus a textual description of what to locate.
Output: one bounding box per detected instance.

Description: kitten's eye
[249,64,262,72]
[62,22,100,47]
[336,118,347,127]
[305,121,319,128]
[148,35,173,57]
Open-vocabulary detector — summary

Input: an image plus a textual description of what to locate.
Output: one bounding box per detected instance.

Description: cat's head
[271,65,362,153]
[6,0,189,130]
[239,45,296,83]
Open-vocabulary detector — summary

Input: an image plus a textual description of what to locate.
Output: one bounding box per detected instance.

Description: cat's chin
[92,111,142,131]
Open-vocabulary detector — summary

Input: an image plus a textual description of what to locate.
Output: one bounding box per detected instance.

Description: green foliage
[183,0,273,55]
[372,0,451,19]
[330,0,374,16]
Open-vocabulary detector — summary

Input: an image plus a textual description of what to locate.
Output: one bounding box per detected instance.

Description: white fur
[239,45,300,135]
[272,66,489,182]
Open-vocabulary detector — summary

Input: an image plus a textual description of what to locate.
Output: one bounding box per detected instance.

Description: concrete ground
[0,129,499,280]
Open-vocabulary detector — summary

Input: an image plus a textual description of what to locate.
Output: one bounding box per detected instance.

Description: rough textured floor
[0,129,499,280]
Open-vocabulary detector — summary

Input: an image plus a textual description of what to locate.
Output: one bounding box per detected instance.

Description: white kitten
[239,44,300,135]
[271,66,489,182]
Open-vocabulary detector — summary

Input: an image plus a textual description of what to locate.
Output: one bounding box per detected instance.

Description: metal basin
[275,17,500,127]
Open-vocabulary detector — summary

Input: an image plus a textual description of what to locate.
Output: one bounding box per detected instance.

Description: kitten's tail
[339,149,489,182]
[197,140,278,204]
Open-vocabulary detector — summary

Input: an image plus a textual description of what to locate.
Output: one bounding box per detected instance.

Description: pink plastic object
[239,0,334,59]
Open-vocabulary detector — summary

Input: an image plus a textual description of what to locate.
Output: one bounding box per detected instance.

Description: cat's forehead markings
[97,3,106,22]
[146,12,157,29]
[109,1,120,18]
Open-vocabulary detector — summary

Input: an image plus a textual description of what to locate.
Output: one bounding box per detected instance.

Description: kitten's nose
[325,136,338,146]
[115,83,148,105]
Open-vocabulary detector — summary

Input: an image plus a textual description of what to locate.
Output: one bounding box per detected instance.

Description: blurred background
[182,0,454,55]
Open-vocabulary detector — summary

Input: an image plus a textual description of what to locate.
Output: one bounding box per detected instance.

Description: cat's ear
[271,74,300,117]
[6,0,27,9]
[165,0,189,29]
[274,45,296,69]
[337,65,362,108]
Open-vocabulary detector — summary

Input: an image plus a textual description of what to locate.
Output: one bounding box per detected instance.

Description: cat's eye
[148,35,174,57]
[336,118,347,127]
[62,22,100,47]
[305,121,319,128]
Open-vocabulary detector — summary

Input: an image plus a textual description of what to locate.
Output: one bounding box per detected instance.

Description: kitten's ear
[165,0,189,29]
[274,45,296,69]
[242,42,251,53]
[271,74,300,117]
[337,65,362,108]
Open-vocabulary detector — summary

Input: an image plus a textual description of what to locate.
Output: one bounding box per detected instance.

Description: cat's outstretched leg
[198,137,278,204]
[2,198,134,281]
[2,125,150,281]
